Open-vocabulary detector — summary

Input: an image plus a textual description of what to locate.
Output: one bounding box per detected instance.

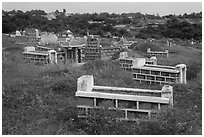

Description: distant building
[58,30,74,43]
[88,20,105,24]
[58,30,74,38]
[43,12,57,20]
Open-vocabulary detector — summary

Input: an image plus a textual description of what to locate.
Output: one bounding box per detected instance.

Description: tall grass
[2,36,202,135]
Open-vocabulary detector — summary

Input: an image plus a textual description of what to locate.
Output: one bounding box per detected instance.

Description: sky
[2,2,202,16]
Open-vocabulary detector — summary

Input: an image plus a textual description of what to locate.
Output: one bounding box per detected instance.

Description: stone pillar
[169,42,172,47]
[48,52,52,64]
[167,41,172,47]
[165,50,169,57]
[55,52,57,64]
[136,101,139,109]
[176,64,187,84]
[71,49,74,62]
[68,48,73,62]
[65,48,68,62]
[48,50,57,64]
[77,75,94,92]
[72,48,75,62]
[94,98,97,107]
[125,110,128,119]
[73,47,78,63]
[147,48,151,53]
[78,48,81,63]
[115,99,118,108]
[150,56,157,65]
[178,66,183,83]
[35,29,39,39]
[161,85,173,106]
[183,66,187,84]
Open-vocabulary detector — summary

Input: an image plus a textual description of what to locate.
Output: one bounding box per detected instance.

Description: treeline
[2,10,131,36]
[2,10,202,41]
[136,17,202,41]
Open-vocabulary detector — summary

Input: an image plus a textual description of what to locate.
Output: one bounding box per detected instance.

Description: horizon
[2,2,202,16]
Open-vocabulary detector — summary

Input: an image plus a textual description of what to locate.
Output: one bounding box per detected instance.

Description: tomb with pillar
[131,58,187,85]
[75,75,173,121]
[118,52,187,85]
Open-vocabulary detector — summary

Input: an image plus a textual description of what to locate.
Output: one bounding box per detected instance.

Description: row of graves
[23,31,86,65]
[119,51,186,85]
[75,41,187,121]
[22,29,124,64]
[21,29,185,121]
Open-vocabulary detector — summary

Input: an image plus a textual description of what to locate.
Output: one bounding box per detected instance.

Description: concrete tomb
[23,46,57,64]
[75,75,173,121]
[131,58,187,84]
[84,35,102,60]
[147,48,169,58]
[119,51,157,70]
[119,52,187,84]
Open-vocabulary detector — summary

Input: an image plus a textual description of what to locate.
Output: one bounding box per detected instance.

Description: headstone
[24,46,35,52]
[161,85,173,106]
[77,75,94,92]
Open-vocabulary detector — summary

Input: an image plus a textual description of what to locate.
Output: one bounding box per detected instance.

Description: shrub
[149,107,201,135]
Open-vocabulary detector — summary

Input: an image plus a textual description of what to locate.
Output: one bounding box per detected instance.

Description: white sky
[2,2,202,16]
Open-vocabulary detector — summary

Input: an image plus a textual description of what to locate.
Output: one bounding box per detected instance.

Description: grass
[158,44,202,65]
[2,36,202,135]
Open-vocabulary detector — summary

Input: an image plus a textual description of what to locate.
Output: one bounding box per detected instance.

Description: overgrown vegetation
[136,18,202,41]
[2,34,202,135]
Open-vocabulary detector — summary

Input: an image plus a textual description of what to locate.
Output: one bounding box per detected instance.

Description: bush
[149,107,201,135]
[77,107,141,135]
